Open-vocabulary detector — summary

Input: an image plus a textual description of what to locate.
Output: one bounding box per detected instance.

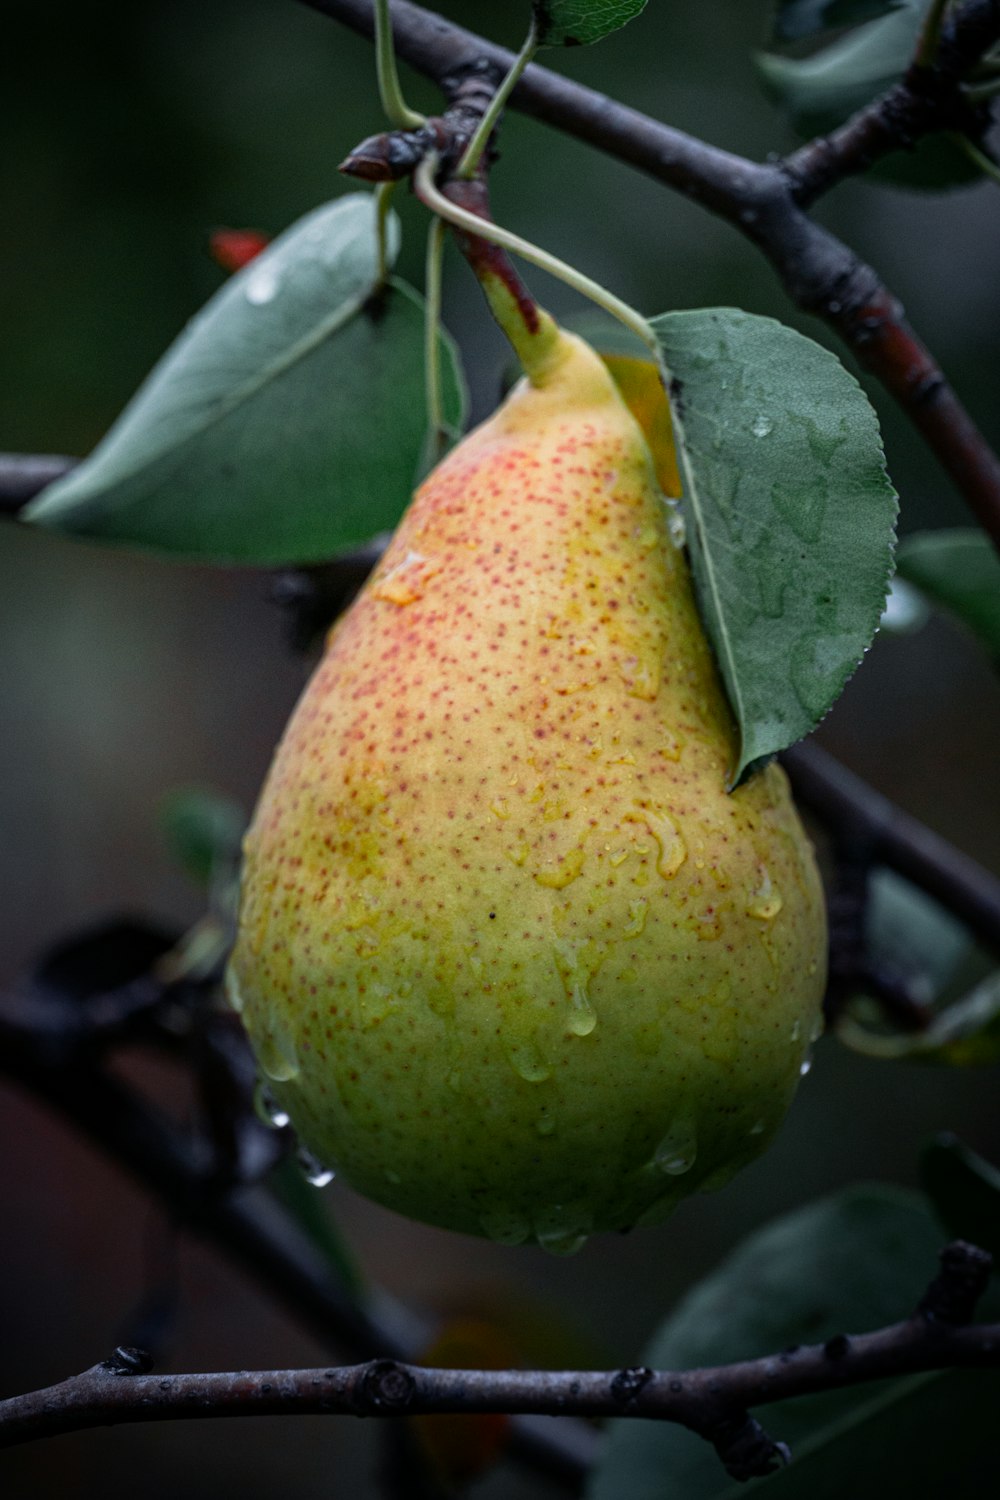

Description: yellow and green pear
[227,322,826,1252]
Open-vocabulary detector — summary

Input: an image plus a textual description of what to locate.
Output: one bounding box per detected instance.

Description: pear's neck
[477,269,561,386]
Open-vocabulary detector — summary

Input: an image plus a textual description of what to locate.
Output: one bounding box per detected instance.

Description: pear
[228,326,826,1252]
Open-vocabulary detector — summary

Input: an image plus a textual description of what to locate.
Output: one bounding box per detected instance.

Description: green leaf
[160,787,246,890]
[587,1185,1000,1500]
[866,869,972,997]
[920,973,1000,1064]
[26,195,466,563]
[921,1134,1000,1260]
[758,0,927,131]
[838,971,1000,1064]
[533,0,647,47]
[896,529,1000,664]
[771,0,907,44]
[756,0,984,190]
[651,308,897,784]
[830,869,1000,1065]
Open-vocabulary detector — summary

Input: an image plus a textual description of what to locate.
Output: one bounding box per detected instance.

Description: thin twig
[302,0,1000,549]
[1,1242,995,1478]
[308,0,1000,204]
[0,453,75,512]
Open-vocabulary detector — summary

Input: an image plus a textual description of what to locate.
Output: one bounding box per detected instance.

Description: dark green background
[2,3,999,1496]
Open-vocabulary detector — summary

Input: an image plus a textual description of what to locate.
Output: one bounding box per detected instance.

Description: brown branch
[300,0,1000,551]
[0,453,75,513]
[6,8,999,536]
[1,1242,995,1482]
[783,741,1000,955]
[0,989,595,1487]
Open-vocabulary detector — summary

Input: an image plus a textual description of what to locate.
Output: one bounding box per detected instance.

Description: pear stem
[414,153,558,382]
[413,153,660,364]
[456,21,538,179]
[374,0,425,129]
[423,213,449,464]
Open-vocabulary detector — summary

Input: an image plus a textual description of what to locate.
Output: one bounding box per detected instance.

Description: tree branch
[784,0,1000,203]
[1,1241,995,1482]
[0,989,595,1487]
[301,0,1000,550]
[5,6,1000,536]
[783,741,1000,954]
[0,453,74,512]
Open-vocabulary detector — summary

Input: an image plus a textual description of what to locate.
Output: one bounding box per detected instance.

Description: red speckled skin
[228,331,826,1250]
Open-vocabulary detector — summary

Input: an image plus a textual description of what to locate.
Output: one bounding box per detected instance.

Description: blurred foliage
[897,530,1000,665]
[160,786,246,890]
[921,1134,1000,1260]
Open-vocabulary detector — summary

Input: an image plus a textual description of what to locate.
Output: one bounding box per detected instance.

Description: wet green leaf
[26,194,466,563]
[587,1185,1000,1499]
[921,1135,1000,1260]
[651,308,897,784]
[896,529,1000,664]
[533,0,647,47]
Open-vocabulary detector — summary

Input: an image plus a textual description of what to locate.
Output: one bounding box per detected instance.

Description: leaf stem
[413,154,659,363]
[374,0,425,129]
[914,0,954,68]
[964,75,1000,103]
[953,132,1000,182]
[423,214,447,468]
[970,51,1000,80]
[374,181,396,285]
[457,20,538,179]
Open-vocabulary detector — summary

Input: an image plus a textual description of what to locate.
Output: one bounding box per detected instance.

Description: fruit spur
[227,313,826,1253]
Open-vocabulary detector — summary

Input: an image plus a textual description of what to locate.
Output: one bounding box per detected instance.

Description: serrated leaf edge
[653,308,896,785]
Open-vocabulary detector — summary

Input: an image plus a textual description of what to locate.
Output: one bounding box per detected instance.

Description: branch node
[918,1240,994,1326]
[356,1358,416,1413]
[610,1365,653,1406]
[340,59,504,185]
[100,1346,155,1377]
[711,1411,791,1482]
[439,56,506,108]
[823,1333,851,1361]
